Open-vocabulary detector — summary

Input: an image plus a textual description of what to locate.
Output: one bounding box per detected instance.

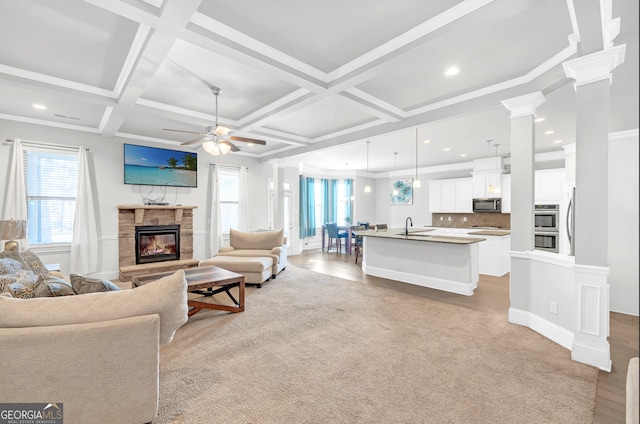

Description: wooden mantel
[117,205,197,224]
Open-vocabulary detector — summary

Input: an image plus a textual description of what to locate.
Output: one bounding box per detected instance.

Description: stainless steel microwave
[472,198,502,213]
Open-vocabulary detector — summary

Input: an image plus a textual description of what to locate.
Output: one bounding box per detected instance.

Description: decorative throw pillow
[0,258,23,275]
[0,250,29,270]
[9,282,38,299]
[20,250,50,276]
[33,274,76,297]
[69,274,121,294]
[1,270,37,296]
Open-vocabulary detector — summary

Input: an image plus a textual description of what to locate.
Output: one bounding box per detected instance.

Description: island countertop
[466,230,511,236]
[357,227,485,244]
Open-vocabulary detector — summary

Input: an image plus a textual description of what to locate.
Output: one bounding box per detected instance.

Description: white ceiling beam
[101,0,204,137]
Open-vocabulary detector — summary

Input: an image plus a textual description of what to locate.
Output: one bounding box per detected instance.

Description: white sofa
[0,269,189,424]
[215,229,287,276]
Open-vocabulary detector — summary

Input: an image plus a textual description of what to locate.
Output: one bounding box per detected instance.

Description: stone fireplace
[118,205,198,281]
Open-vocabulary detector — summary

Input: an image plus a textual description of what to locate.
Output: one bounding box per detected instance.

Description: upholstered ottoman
[199,256,273,288]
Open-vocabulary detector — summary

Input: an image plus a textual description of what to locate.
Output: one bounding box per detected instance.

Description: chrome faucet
[405,216,413,236]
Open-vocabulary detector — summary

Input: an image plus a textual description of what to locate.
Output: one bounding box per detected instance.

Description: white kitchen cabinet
[428,180,443,212]
[428,178,472,213]
[476,234,511,276]
[501,174,511,213]
[441,180,456,211]
[472,171,503,198]
[535,170,564,205]
[455,178,473,212]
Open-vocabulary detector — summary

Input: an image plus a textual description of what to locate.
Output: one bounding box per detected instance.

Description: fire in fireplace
[135,225,180,264]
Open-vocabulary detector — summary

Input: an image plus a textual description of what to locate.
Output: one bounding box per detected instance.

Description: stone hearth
[118,205,198,281]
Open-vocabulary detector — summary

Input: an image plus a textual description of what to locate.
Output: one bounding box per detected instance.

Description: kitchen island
[359,228,485,296]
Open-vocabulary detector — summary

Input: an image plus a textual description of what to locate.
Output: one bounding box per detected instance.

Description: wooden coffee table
[133,265,245,316]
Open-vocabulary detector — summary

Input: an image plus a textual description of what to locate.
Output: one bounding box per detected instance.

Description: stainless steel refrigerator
[566,186,575,256]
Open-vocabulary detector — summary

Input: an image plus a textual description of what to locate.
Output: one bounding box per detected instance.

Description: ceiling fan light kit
[163,86,265,156]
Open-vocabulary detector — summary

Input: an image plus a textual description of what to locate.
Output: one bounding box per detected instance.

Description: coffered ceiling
[0,0,637,173]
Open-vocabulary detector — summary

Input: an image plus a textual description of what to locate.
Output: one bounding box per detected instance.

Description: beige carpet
[155,265,597,423]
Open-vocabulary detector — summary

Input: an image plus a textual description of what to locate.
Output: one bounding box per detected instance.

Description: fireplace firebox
[135,225,180,265]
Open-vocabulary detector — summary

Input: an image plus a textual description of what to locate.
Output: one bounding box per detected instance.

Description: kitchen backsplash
[431,213,510,229]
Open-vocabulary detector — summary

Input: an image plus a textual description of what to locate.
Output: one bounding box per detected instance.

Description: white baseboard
[365,265,476,296]
[508,307,574,350]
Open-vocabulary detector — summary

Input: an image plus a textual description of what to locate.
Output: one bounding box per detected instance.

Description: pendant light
[413,128,421,188]
[392,152,399,196]
[364,141,372,193]
[486,139,494,194]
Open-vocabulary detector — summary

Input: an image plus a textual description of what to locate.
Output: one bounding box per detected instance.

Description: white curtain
[238,166,249,231]
[70,147,98,275]
[208,164,223,256]
[2,139,28,250]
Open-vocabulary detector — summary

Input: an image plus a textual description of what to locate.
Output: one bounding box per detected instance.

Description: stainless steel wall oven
[534,204,559,253]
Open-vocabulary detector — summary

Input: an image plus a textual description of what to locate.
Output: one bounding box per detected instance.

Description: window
[219,167,239,233]
[23,146,79,245]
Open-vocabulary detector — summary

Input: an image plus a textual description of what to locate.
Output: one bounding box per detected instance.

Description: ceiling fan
[162,86,266,156]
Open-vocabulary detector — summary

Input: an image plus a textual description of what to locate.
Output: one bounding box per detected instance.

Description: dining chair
[352,225,366,264]
[375,224,387,230]
[326,222,348,253]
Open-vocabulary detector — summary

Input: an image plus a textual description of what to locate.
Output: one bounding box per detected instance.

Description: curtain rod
[4,138,89,152]
[209,163,248,170]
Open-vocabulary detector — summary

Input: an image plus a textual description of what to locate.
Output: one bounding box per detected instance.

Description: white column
[501,92,545,317]
[272,161,285,232]
[561,44,625,371]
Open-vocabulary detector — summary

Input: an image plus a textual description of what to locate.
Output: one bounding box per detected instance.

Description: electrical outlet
[448,217,452,221]
[550,301,558,315]
[440,217,444,221]
[463,216,467,221]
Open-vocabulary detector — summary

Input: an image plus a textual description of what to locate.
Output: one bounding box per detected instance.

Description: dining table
[320,224,352,254]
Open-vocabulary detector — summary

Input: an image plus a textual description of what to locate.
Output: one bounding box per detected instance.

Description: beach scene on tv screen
[124,144,197,187]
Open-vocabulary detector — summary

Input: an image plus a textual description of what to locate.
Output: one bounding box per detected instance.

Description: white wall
[608,130,639,315]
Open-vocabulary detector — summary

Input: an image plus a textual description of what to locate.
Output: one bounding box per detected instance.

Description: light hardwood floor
[288,249,639,424]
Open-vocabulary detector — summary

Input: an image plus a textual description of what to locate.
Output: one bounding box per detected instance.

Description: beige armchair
[216,229,288,276]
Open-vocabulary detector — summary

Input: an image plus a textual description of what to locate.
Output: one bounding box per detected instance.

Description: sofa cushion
[215,249,279,264]
[230,229,283,250]
[70,274,121,294]
[0,269,189,345]
[201,256,272,273]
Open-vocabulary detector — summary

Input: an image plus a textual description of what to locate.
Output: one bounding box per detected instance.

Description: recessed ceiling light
[423,140,431,144]
[535,117,545,122]
[553,140,562,144]
[443,147,451,151]
[32,104,47,110]
[444,67,459,76]
[544,130,554,135]
[460,153,467,157]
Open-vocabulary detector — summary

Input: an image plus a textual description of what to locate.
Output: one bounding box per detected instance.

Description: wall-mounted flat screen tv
[124,143,197,188]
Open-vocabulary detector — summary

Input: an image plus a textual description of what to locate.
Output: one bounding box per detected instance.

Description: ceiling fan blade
[215,125,231,136]
[221,140,241,152]
[163,128,204,135]
[181,137,208,146]
[229,135,266,145]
